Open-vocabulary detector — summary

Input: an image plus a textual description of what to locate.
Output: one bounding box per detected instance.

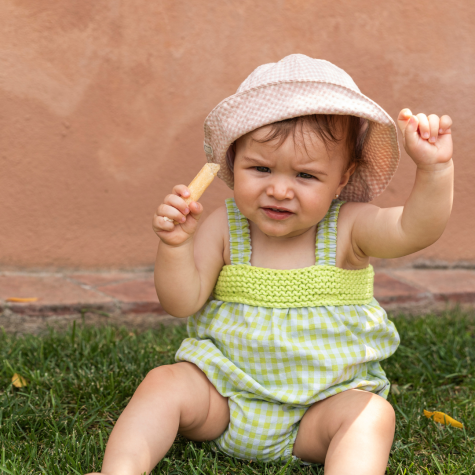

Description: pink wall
[1,0,474,270]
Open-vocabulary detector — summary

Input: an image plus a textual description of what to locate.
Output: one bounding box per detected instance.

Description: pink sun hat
[203,54,400,202]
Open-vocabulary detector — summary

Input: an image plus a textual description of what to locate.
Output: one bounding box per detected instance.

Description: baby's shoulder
[192,204,230,274]
[196,204,228,238]
[338,201,378,224]
[201,203,228,227]
[194,203,229,254]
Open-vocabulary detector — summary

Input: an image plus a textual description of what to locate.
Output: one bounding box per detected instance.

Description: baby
[89,54,453,475]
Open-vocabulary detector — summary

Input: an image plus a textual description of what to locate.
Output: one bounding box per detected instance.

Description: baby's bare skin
[88,109,453,475]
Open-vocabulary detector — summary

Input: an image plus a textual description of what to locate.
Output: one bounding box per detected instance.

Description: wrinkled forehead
[236,123,341,162]
[243,120,341,141]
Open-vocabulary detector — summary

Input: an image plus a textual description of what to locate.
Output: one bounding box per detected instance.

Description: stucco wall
[1,0,473,270]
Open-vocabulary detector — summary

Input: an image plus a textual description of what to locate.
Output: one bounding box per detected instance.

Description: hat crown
[236,54,360,94]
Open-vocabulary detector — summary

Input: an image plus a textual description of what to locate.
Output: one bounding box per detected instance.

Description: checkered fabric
[203,54,400,202]
[175,199,400,462]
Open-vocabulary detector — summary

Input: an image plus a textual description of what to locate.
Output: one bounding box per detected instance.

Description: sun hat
[203,54,400,202]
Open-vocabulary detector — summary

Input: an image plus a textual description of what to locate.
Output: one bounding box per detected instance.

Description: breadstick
[183,162,220,204]
[164,163,220,224]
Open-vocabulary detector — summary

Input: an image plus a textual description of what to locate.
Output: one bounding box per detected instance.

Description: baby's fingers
[428,114,440,144]
[174,201,203,235]
[153,214,175,232]
[397,108,413,134]
[439,115,453,134]
[158,202,187,224]
[164,193,190,217]
[416,113,430,140]
[172,184,191,201]
[188,201,203,221]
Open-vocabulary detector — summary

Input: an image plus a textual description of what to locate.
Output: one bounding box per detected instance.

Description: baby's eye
[255,166,271,173]
[297,172,316,179]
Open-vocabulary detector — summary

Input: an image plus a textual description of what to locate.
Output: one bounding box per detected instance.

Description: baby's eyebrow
[296,166,328,176]
[243,155,328,176]
[242,156,267,165]
[294,152,330,175]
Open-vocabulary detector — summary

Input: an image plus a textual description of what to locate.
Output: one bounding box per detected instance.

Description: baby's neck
[249,221,317,270]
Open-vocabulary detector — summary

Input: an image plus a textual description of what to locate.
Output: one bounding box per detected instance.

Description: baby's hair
[226,114,368,173]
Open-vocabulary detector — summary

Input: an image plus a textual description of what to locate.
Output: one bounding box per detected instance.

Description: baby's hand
[152,184,203,246]
[397,109,453,170]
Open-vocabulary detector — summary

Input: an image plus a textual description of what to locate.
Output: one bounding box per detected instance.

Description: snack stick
[163,163,220,224]
[184,162,220,204]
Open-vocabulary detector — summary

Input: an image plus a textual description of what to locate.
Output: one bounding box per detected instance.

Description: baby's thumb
[397,109,412,134]
[403,115,420,149]
[180,201,203,235]
[188,201,203,220]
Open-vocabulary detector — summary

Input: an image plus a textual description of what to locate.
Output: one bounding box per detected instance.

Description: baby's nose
[266,177,294,200]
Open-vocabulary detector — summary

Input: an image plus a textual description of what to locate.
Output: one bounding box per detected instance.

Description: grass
[0,309,474,474]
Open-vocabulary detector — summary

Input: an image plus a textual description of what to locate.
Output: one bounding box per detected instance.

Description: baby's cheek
[298,190,333,223]
[234,172,261,199]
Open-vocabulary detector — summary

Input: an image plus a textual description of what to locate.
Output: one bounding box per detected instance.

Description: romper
[176,198,400,462]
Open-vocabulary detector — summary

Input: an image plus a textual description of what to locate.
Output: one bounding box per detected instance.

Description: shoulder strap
[225,198,252,266]
[315,199,345,266]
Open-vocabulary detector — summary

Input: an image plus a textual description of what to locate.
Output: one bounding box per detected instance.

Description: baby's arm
[350,109,453,259]
[153,185,227,317]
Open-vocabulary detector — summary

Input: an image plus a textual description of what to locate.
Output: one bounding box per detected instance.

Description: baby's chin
[251,218,316,239]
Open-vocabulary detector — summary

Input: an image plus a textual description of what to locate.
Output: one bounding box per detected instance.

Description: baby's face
[233,124,354,238]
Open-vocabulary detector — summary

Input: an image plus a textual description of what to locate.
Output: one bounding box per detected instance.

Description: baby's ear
[343,161,357,180]
[338,162,356,191]
[346,161,357,176]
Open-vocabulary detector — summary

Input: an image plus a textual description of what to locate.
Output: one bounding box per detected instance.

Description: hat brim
[204,81,399,202]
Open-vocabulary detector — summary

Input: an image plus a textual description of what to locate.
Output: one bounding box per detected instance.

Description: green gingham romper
[175,198,400,462]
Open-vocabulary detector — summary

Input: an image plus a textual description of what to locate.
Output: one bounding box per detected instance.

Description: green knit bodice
[214,263,374,308]
[212,199,374,308]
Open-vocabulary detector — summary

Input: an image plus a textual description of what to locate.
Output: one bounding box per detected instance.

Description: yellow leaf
[6,297,38,303]
[424,410,463,429]
[12,373,27,388]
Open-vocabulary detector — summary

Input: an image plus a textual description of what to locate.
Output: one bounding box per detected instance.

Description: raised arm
[152,185,226,317]
[351,109,454,259]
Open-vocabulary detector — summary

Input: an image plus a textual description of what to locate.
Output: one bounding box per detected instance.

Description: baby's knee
[373,396,395,424]
[137,362,196,396]
[358,394,396,435]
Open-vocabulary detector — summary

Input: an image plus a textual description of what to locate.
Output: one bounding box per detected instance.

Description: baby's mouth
[261,207,294,220]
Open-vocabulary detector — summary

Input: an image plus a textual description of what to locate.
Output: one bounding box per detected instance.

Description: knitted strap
[226,198,252,266]
[315,200,344,266]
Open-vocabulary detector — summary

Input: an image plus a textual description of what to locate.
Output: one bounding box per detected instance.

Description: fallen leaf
[12,373,27,388]
[6,297,38,303]
[424,410,463,429]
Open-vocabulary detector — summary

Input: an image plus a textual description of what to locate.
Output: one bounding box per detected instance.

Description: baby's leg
[293,389,395,475]
[87,362,229,475]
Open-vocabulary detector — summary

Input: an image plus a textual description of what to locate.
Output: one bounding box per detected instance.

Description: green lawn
[1,309,474,474]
